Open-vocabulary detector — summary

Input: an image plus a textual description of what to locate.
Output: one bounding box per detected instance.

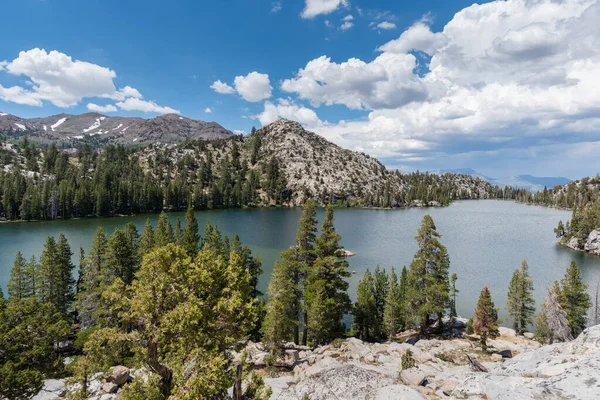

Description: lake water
[1,200,599,324]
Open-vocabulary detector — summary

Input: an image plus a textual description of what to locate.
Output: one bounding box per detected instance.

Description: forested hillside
[0,119,492,221]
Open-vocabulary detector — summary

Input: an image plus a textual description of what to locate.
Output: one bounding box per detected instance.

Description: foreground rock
[33,326,600,399]
[259,326,600,399]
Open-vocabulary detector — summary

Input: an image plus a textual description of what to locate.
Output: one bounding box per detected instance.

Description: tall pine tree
[560,260,592,337]
[473,286,499,350]
[506,260,535,334]
[407,215,451,333]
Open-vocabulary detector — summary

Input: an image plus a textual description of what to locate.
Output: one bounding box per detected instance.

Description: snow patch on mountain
[51,118,67,131]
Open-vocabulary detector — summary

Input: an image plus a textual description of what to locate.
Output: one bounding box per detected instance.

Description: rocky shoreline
[561,229,600,256]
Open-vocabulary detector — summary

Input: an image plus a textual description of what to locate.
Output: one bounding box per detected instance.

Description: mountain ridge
[0,111,232,146]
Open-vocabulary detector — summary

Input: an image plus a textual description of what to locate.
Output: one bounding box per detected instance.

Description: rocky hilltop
[135,119,492,207]
[0,111,232,145]
[33,324,600,399]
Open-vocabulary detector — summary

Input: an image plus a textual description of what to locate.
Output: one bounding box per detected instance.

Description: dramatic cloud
[0,48,176,114]
[281,54,426,110]
[257,98,322,128]
[280,0,600,175]
[116,98,179,114]
[234,72,272,102]
[210,80,235,94]
[87,103,118,112]
[301,0,349,19]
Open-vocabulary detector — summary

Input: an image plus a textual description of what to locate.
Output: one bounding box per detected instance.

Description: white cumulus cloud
[301,0,349,19]
[116,98,179,114]
[204,107,212,113]
[210,80,235,94]
[376,21,396,30]
[257,98,322,128]
[280,0,600,176]
[281,54,425,110]
[234,72,272,102]
[87,103,118,113]
[0,48,176,114]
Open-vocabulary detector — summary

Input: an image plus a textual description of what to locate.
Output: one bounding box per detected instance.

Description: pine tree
[269,200,317,345]
[0,298,70,400]
[105,228,137,285]
[155,211,174,247]
[182,207,200,257]
[263,260,297,353]
[383,267,403,339]
[138,218,156,258]
[536,281,573,344]
[55,233,76,315]
[304,205,350,345]
[560,260,592,337]
[8,252,27,299]
[23,255,39,299]
[38,236,59,309]
[84,242,257,397]
[473,286,499,350]
[450,273,459,321]
[506,260,536,334]
[174,217,183,244]
[373,266,389,338]
[398,266,409,330]
[77,227,108,329]
[353,270,377,340]
[407,215,451,333]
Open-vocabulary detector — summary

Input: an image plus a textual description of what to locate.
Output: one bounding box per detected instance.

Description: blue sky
[2,0,600,179]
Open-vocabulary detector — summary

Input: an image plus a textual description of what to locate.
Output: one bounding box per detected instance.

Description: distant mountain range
[432,168,571,192]
[0,111,232,146]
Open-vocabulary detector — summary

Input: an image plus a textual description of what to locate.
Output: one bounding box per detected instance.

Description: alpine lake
[1,199,599,324]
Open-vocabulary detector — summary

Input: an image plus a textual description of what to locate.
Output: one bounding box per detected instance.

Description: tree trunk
[233,364,242,400]
[302,311,308,346]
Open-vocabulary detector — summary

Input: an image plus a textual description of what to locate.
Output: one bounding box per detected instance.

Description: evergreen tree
[105,228,137,285]
[263,260,297,353]
[398,266,409,330]
[450,273,459,321]
[353,270,377,340]
[506,260,536,334]
[372,266,388,338]
[407,215,451,333]
[174,217,183,244]
[304,204,350,345]
[38,236,59,309]
[77,227,108,329]
[55,233,76,315]
[84,242,257,398]
[8,252,27,299]
[267,200,317,345]
[138,218,156,258]
[383,267,403,339]
[23,255,39,299]
[0,299,70,400]
[473,286,499,350]
[560,260,592,337]
[155,211,174,247]
[182,207,200,257]
[536,281,573,344]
